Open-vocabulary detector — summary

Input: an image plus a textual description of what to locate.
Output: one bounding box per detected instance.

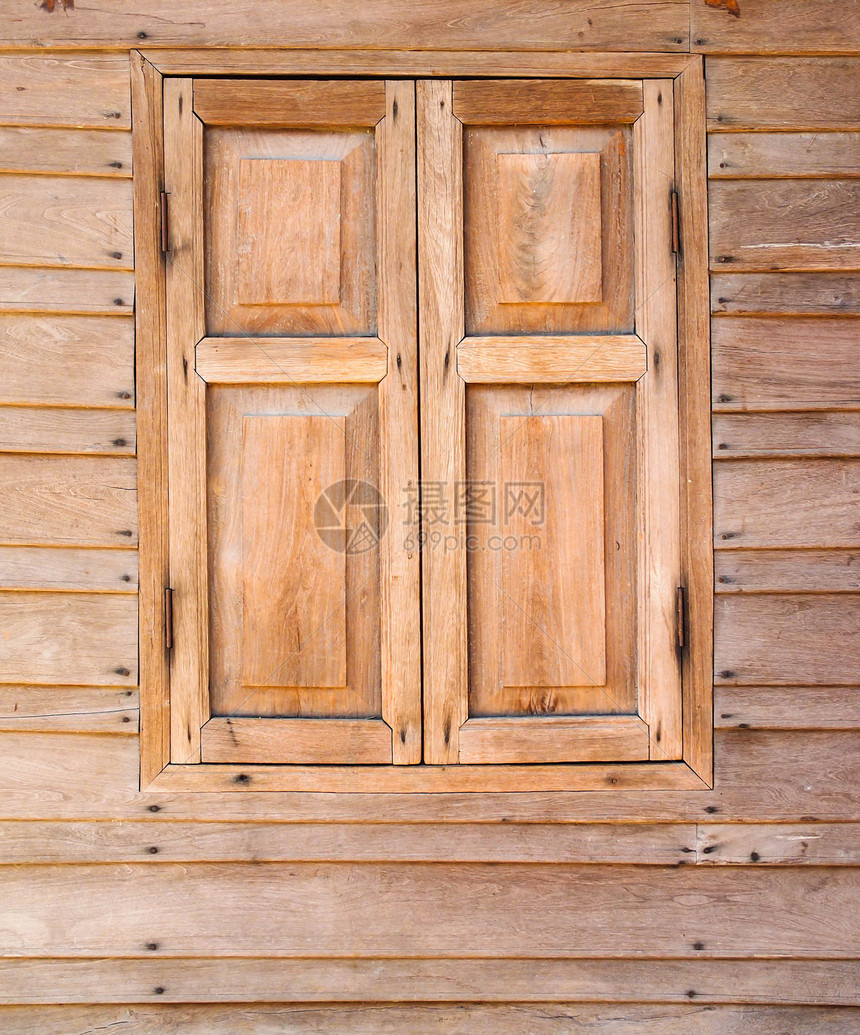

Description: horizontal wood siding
[0,19,858,1028]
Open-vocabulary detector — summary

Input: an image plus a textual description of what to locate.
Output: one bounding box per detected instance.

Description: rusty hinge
[164,586,174,651]
[159,191,170,254]
[671,190,680,254]
[676,585,686,651]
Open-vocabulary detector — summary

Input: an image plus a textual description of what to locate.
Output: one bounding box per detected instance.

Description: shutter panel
[418,79,683,764]
[164,79,421,765]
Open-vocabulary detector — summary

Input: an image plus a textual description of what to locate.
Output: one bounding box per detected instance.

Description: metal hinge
[164,586,174,651]
[671,190,680,254]
[676,585,686,651]
[159,191,170,254]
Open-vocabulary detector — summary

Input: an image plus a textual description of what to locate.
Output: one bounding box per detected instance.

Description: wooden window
[135,54,712,794]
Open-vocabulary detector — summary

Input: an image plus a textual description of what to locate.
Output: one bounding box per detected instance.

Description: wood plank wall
[0,2,859,1029]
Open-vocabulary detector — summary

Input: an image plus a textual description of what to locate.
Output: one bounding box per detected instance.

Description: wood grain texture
[0,687,137,733]
[710,181,860,272]
[713,413,860,458]
[201,718,392,764]
[459,717,649,764]
[0,316,133,407]
[0,4,690,50]
[715,550,860,594]
[715,687,860,731]
[712,317,860,410]
[457,336,646,383]
[2,1005,857,1035]
[194,79,386,127]
[0,546,138,593]
[0,957,857,1006]
[0,592,137,686]
[0,268,134,315]
[709,133,860,180]
[715,595,860,686]
[0,456,137,546]
[0,406,135,455]
[0,52,130,129]
[0,174,133,270]
[0,128,132,177]
[195,338,387,385]
[1,863,858,958]
[706,58,860,131]
[711,274,860,317]
[698,824,860,866]
[454,79,643,124]
[714,460,860,549]
[693,2,860,54]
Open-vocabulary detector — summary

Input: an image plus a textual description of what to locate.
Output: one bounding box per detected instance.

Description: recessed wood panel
[240,415,347,690]
[207,385,381,719]
[496,151,602,305]
[236,158,341,306]
[467,385,637,717]
[500,414,606,689]
[205,127,376,336]
[464,125,633,335]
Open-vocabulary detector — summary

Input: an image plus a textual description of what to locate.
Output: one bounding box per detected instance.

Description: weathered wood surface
[1,1004,859,1034]
[0,269,134,315]
[0,2,689,50]
[698,824,860,865]
[715,687,860,731]
[0,687,138,733]
[713,413,860,459]
[0,593,137,686]
[709,133,860,180]
[0,456,137,546]
[0,546,137,592]
[0,52,131,129]
[715,595,860,686]
[0,174,133,270]
[711,274,860,316]
[710,181,860,272]
[715,550,860,594]
[714,460,860,548]
[0,406,135,455]
[706,58,860,130]
[693,1,860,54]
[0,128,132,177]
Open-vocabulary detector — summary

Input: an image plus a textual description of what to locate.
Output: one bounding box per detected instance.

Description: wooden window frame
[134,49,713,794]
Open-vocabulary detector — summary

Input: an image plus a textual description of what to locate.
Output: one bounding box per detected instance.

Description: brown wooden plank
[0,820,693,865]
[713,413,860,459]
[195,338,387,384]
[0,729,858,821]
[0,687,137,733]
[0,127,132,177]
[194,79,385,127]
[201,718,392,765]
[0,957,857,1006]
[710,181,860,273]
[131,52,169,786]
[715,595,860,686]
[715,687,860,731]
[457,337,646,383]
[698,824,860,866]
[714,460,860,549]
[706,58,860,131]
[693,2,860,55]
[0,174,133,270]
[459,717,649,764]
[709,133,860,181]
[0,406,135,455]
[2,1005,860,1034]
[0,315,133,406]
[453,79,643,124]
[716,550,860,594]
[0,592,137,686]
[0,269,134,315]
[712,317,860,410]
[1,863,858,958]
[712,274,860,318]
[0,4,689,50]
[0,52,130,129]
[0,456,137,546]
[0,546,138,593]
